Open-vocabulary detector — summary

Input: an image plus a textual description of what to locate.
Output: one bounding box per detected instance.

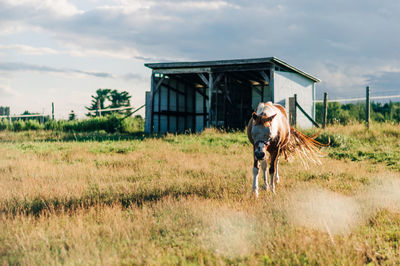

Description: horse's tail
[281,126,329,168]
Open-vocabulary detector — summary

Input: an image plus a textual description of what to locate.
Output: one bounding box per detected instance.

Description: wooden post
[215,80,218,127]
[323,92,328,128]
[150,72,155,133]
[51,103,54,120]
[167,81,170,132]
[208,73,213,127]
[223,75,227,128]
[203,87,206,129]
[270,68,275,102]
[289,94,297,127]
[97,99,101,117]
[192,84,195,132]
[366,86,370,128]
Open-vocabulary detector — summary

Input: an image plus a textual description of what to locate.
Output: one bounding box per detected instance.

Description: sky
[0,0,399,119]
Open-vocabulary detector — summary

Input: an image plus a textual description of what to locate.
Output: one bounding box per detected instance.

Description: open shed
[144,57,320,133]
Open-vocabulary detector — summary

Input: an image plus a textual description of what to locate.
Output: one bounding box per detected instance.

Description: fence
[0,104,145,124]
[291,87,400,128]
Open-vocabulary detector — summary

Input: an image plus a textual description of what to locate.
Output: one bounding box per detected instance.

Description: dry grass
[0,124,400,265]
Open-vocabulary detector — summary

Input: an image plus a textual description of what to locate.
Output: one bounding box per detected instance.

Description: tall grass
[0,123,399,264]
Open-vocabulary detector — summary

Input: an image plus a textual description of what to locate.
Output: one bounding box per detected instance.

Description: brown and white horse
[247,102,326,196]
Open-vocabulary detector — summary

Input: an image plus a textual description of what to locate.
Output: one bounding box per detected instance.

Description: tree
[108,90,131,115]
[86,89,111,117]
[86,89,132,117]
[69,110,76,121]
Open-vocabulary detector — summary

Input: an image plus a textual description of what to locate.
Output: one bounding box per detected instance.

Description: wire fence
[0,105,144,121]
[312,87,400,128]
[314,94,400,103]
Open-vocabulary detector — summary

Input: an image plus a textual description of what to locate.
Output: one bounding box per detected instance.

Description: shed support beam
[270,68,275,102]
[150,72,155,133]
[198,73,209,86]
[259,71,270,84]
[208,73,213,127]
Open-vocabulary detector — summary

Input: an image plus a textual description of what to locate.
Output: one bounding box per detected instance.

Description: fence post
[366,86,370,128]
[52,102,55,120]
[288,96,296,126]
[323,92,328,128]
[96,99,101,117]
[293,94,297,127]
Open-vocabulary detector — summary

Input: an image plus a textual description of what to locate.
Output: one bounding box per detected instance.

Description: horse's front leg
[268,150,279,194]
[252,160,260,197]
[275,157,280,184]
[261,160,269,190]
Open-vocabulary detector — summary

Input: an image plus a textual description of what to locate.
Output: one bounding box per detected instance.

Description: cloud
[0,62,115,79]
[1,0,82,17]
[0,84,19,97]
[1,0,400,99]
[365,71,400,94]
[122,72,144,81]
[0,44,58,55]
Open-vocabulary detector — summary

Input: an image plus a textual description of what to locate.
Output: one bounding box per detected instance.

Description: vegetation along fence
[291,86,400,128]
[0,105,145,133]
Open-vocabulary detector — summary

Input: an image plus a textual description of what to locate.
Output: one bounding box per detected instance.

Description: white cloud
[0,84,19,97]
[1,0,400,100]
[0,44,58,55]
[0,62,115,79]
[2,0,82,16]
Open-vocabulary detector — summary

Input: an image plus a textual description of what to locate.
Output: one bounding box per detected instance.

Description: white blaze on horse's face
[252,125,271,161]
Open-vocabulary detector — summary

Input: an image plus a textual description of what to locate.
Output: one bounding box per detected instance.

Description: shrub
[44,120,62,131]
[0,120,12,131]
[12,120,26,132]
[24,120,42,130]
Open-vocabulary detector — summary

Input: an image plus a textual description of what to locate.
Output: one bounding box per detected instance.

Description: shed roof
[145,57,320,82]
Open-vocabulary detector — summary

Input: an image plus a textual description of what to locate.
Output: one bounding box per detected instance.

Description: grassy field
[0,123,399,265]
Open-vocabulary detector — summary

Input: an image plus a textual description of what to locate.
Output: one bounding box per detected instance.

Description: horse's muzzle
[254,151,265,160]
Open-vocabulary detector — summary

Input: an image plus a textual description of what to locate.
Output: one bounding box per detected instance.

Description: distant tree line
[315,101,400,125]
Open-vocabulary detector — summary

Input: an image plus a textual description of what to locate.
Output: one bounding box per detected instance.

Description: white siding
[274,71,315,129]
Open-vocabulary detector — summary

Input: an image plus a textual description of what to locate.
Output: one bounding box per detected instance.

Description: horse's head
[251,112,277,161]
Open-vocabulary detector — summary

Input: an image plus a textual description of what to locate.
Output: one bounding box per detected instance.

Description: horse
[247,102,326,196]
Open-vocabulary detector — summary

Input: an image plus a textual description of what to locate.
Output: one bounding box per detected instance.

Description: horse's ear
[266,113,277,122]
[252,112,258,120]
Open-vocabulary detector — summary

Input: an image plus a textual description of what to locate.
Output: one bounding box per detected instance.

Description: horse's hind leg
[261,160,269,190]
[252,160,260,197]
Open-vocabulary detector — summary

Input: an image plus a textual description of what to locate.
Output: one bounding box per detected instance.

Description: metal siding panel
[160,87,168,111]
[160,115,168,133]
[169,116,177,132]
[185,88,193,112]
[196,91,203,112]
[252,88,262,110]
[179,94,185,112]
[154,91,159,112]
[178,117,185,132]
[170,89,177,111]
[153,115,159,133]
[196,116,204,132]
[187,115,193,131]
